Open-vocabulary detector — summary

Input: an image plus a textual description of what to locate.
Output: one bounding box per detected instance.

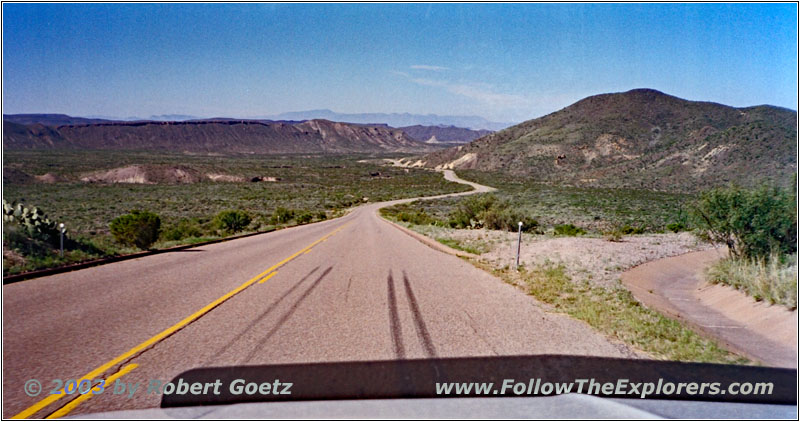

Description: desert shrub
[295,211,313,225]
[620,225,645,235]
[554,223,586,236]
[110,210,161,250]
[316,211,328,221]
[214,210,252,234]
[398,210,433,225]
[482,208,538,232]
[692,185,796,260]
[273,207,295,224]
[666,222,687,233]
[162,218,205,241]
[448,195,498,228]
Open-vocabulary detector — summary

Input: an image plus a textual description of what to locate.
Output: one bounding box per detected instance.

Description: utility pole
[59,223,65,258]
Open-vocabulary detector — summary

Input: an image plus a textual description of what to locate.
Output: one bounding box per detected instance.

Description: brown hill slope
[3,119,436,154]
[421,89,797,192]
[399,125,492,144]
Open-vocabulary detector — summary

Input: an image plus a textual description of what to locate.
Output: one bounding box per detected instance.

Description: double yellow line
[13,222,350,419]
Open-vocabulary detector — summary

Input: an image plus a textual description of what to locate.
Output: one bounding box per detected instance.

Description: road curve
[3,169,633,418]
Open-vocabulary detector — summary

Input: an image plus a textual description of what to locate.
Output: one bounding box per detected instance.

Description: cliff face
[3,119,437,154]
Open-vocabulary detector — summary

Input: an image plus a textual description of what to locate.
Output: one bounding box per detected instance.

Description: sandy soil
[414,225,709,288]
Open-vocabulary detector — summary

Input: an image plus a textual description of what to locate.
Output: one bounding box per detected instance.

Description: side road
[621,249,798,368]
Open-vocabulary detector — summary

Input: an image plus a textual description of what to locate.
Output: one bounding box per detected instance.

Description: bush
[110,210,161,250]
[692,185,796,260]
[666,222,687,233]
[398,210,433,225]
[273,207,294,224]
[554,223,586,236]
[620,225,645,235]
[214,210,251,234]
[162,218,205,241]
[295,211,313,225]
[316,211,328,221]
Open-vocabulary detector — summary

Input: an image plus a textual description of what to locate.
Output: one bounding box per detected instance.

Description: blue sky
[2,3,797,123]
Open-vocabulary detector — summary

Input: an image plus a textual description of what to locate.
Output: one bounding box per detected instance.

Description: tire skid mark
[402,271,437,358]
[244,266,334,362]
[386,271,406,359]
[207,266,320,364]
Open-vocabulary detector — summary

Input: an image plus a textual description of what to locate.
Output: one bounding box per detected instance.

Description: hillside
[399,125,492,144]
[3,118,437,154]
[420,89,797,192]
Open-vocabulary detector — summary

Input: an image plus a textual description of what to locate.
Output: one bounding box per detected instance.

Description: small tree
[214,210,251,234]
[110,210,161,250]
[692,185,796,260]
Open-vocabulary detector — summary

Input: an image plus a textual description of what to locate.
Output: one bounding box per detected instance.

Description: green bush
[554,223,586,236]
[398,210,433,225]
[273,207,295,224]
[666,222,687,233]
[110,210,161,250]
[295,211,313,225]
[692,185,796,260]
[316,211,328,221]
[214,210,251,234]
[620,225,645,235]
[162,218,205,241]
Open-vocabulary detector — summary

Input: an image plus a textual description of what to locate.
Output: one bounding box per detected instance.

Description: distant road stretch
[3,169,633,418]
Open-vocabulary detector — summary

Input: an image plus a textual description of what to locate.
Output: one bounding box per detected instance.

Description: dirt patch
[34,173,65,184]
[81,165,242,184]
[414,226,709,288]
[207,173,246,183]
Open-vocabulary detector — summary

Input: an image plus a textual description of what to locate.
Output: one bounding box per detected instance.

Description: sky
[2,3,797,123]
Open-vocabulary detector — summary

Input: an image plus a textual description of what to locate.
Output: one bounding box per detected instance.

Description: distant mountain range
[419,89,797,192]
[265,110,511,131]
[3,114,492,152]
[2,118,439,154]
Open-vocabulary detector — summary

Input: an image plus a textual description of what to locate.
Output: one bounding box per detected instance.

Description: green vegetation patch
[481,261,750,365]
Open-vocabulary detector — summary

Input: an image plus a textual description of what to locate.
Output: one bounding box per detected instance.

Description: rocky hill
[3,118,436,154]
[420,89,797,192]
[399,125,492,144]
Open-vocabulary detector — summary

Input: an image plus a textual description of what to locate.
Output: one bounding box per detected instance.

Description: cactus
[2,199,63,243]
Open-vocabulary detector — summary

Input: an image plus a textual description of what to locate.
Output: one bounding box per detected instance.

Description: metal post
[516,221,522,270]
[59,223,65,257]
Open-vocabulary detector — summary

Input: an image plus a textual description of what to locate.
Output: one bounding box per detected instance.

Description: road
[3,170,634,418]
[621,249,797,368]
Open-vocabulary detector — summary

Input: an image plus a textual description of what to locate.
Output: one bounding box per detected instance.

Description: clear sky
[2,3,797,123]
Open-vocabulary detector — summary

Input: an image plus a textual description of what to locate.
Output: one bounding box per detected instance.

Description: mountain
[399,125,493,144]
[268,110,511,131]
[3,118,437,154]
[2,114,114,126]
[419,89,797,192]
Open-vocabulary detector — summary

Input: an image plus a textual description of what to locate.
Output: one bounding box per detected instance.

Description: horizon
[2,3,797,123]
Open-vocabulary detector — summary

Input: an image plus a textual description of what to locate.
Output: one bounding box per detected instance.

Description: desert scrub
[707,254,797,309]
[110,210,161,250]
[484,261,749,364]
[553,224,586,236]
[214,210,252,234]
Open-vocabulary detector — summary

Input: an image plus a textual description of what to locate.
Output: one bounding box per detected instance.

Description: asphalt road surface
[3,170,634,418]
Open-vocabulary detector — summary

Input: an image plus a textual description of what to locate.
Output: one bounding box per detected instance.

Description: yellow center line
[45,364,139,419]
[257,271,278,284]
[12,222,350,419]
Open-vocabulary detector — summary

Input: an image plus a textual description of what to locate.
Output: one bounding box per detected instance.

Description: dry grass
[707,254,798,310]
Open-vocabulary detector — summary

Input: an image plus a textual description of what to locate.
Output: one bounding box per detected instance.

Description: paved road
[3,171,633,418]
[621,249,797,368]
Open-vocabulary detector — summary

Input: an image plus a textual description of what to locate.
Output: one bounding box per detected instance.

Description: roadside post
[59,223,65,257]
[516,221,522,270]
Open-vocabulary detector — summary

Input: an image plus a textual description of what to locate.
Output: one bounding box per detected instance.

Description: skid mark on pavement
[244,267,334,362]
[387,271,406,359]
[207,267,320,363]
[402,271,437,358]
